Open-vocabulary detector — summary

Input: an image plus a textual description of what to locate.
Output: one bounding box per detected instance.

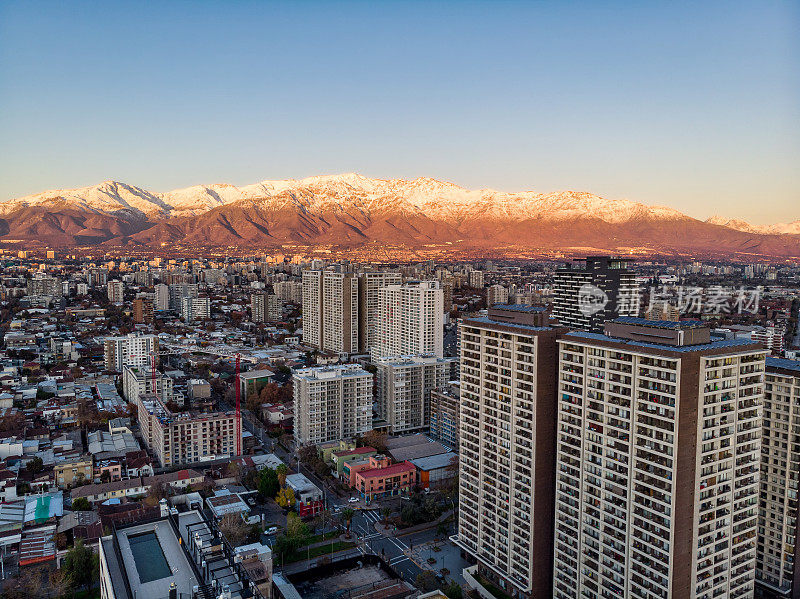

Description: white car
[348,497,360,503]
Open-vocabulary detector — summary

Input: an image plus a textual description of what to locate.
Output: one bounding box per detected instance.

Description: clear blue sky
[1,1,798,223]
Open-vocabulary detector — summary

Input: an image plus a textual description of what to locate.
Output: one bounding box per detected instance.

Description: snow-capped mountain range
[0,173,797,257]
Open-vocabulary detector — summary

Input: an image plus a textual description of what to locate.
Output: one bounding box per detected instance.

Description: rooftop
[564,330,762,354]
[767,356,800,374]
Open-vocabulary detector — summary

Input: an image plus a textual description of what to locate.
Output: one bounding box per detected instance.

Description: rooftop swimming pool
[128,531,172,584]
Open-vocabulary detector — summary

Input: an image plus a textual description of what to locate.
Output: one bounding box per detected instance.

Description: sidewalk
[372,509,454,537]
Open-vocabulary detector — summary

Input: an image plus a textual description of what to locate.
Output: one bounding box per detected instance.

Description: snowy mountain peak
[2,174,795,233]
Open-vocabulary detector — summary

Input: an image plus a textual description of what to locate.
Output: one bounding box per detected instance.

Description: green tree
[415,571,437,592]
[258,467,279,498]
[71,497,91,511]
[340,508,355,538]
[276,463,288,488]
[63,540,99,589]
[444,581,464,599]
[381,506,392,528]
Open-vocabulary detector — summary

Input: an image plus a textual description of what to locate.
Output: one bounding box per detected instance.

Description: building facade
[375,354,454,434]
[301,270,324,348]
[553,318,765,599]
[455,304,563,599]
[322,271,359,354]
[552,256,639,332]
[757,357,800,597]
[374,281,443,360]
[359,271,402,353]
[104,333,158,372]
[293,365,373,446]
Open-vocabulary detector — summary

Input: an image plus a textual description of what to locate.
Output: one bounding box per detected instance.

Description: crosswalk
[354,510,412,565]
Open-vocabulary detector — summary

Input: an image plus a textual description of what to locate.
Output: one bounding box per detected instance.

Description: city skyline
[1,1,798,224]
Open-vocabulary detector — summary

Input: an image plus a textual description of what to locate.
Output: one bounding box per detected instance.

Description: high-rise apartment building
[302,270,324,348]
[359,271,402,353]
[27,274,62,297]
[552,256,639,332]
[468,269,484,289]
[553,317,765,599]
[180,296,210,322]
[373,281,443,360]
[322,271,359,354]
[107,280,124,304]
[132,296,154,324]
[486,284,509,307]
[251,292,266,323]
[154,283,170,311]
[252,293,282,323]
[375,354,454,434]
[756,357,800,597]
[293,365,373,446]
[455,305,564,598]
[137,393,238,467]
[122,365,175,403]
[104,333,158,372]
[274,280,303,303]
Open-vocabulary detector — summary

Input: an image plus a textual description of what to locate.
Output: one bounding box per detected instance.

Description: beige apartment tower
[757,357,800,598]
[553,317,765,599]
[455,305,564,598]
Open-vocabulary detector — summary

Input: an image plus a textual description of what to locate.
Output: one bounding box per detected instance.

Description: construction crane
[235,353,242,457]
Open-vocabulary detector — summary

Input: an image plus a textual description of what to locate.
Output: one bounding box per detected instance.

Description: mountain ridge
[1,174,798,258]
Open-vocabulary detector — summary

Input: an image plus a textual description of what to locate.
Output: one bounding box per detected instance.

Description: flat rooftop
[112,519,199,599]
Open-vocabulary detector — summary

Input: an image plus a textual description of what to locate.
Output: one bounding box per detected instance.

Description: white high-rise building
[104,333,159,372]
[553,318,764,599]
[375,354,455,434]
[293,365,373,446]
[180,296,210,322]
[154,283,169,311]
[302,270,324,348]
[455,305,562,598]
[107,280,124,304]
[373,281,443,360]
[756,357,800,596]
[274,280,302,303]
[486,284,509,307]
[322,271,359,354]
[359,271,402,353]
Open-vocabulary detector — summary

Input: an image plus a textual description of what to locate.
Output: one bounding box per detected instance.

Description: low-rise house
[354,461,416,503]
[343,454,391,488]
[54,456,93,488]
[285,473,322,518]
[331,446,377,478]
[408,451,458,490]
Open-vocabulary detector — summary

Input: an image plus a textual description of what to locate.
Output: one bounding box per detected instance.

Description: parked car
[348,497,359,503]
[265,526,279,535]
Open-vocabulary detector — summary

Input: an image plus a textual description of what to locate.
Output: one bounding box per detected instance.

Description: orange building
[354,460,416,503]
[343,454,391,488]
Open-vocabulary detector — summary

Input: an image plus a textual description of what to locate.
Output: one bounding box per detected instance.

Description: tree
[381,506,392,528]
[49,568,71,598]
[63,540,99,589]
[444,581,464,599]
[275,487,295,508]
[218,513,249,547]
[285,512,309,542]
[340,507,355,538]
[258,467,279,498]
[26,456,44,474]
[143,482,167,507]
[100,470,111,483]
[360,429,388,453]
[72,497,91,511]
[415,571,437,592]
[276,463,288,488]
